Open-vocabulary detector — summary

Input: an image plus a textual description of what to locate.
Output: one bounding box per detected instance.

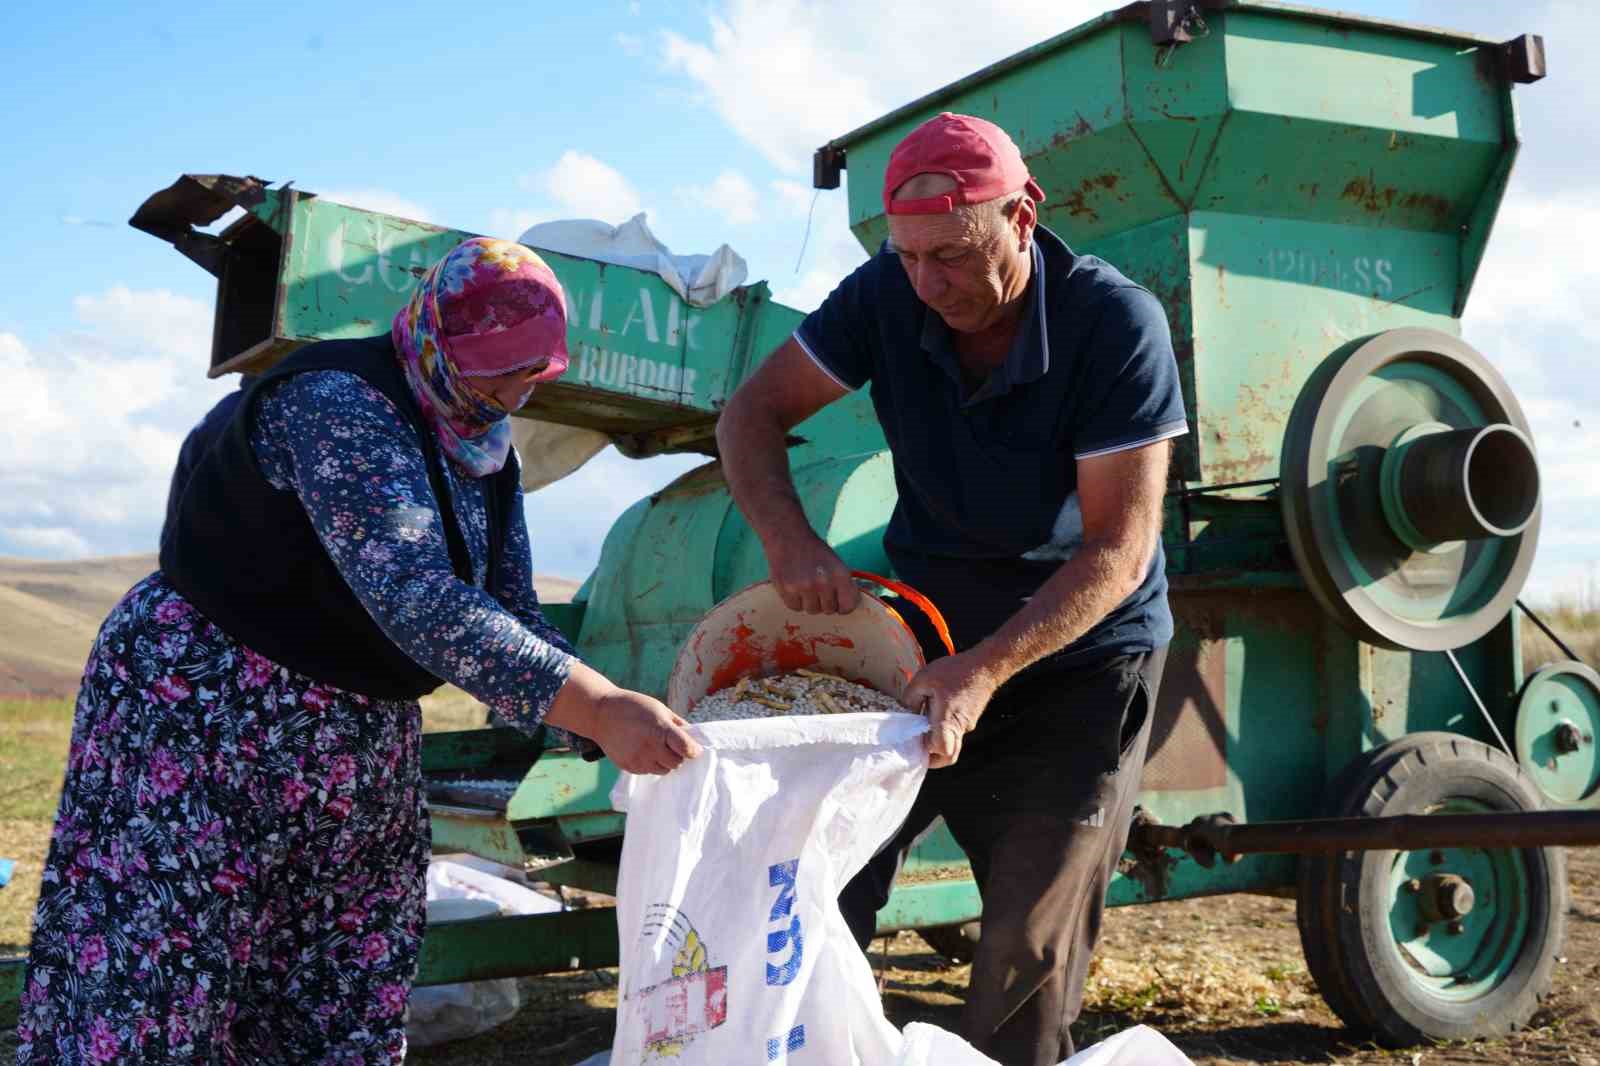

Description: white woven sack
[608,712,929,1065]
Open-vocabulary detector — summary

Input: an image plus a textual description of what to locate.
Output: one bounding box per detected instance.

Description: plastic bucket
[665,571,952,715]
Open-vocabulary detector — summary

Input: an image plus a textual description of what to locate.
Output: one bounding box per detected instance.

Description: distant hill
[0,554,581,699]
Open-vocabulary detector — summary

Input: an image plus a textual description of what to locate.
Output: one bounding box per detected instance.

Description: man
[716,112,1187,1065]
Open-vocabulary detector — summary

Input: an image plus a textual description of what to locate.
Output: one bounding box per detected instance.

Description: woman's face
[465,359,551,414]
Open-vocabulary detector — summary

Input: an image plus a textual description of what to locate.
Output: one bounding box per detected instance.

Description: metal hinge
[812,145,847,191]
[1147,1,1215,46]
[1497,34,1547,84]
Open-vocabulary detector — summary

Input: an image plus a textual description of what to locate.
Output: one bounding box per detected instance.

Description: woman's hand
[590,689,703,775]
[546,663,702,774]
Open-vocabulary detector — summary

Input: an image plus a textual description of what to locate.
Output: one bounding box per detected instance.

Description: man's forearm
[970,538,1151,686]
[716,406,818,552]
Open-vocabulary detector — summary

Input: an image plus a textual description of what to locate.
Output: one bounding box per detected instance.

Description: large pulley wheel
[1281,329,1540,651]
[1514,661,1600,808]
[1295,734,1567,1046]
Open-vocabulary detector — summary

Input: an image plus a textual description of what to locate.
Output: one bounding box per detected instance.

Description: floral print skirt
[15,572,429,1065]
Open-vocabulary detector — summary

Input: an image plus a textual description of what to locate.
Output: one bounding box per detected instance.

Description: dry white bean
[687,671,909,723]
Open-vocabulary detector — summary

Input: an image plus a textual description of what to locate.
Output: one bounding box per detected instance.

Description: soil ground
[397,849,1600,1065]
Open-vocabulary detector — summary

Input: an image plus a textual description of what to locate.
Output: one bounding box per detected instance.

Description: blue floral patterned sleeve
[493,467,599,752]
[249,370,576,732]
[494,468,579,659]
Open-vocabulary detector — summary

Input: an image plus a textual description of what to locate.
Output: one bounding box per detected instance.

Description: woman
[15,237,700,1064]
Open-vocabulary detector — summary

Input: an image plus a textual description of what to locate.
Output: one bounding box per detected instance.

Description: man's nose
[911,262,947,303]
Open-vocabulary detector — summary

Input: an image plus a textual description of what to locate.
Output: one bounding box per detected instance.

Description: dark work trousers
[840,644,1166,1066]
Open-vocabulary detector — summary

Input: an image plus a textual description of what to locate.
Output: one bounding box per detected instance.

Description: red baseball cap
[883,112,1046,215]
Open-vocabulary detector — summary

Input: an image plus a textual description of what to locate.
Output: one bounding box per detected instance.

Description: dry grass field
[0,554,159,697]
[0,554,580,701]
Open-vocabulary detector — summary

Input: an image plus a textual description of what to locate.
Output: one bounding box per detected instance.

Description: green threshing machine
[12,0,1599,1049]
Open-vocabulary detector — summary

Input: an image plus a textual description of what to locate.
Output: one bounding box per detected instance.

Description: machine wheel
[1296,736,1430,1032]
[917,921,981,964]
[1301,733,1566,1046]
[1514,661,1600,808]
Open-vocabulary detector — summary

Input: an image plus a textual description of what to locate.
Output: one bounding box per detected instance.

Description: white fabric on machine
[511,420,613,493]
[520,214,748,309]
[509,214,747,488]
[408,859,564,1048]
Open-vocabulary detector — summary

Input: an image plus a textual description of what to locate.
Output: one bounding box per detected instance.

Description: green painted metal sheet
[506,752,621,821]
[414,907,619,986]
[540,602,586,645]
[421,727,542,774]
[428,809,571,871]
[579,451,896,699]
[555,813,628,844]
[211,188,808,448]
[875,879,983,934]
[538,859,621,896]
[819,4,1523,488]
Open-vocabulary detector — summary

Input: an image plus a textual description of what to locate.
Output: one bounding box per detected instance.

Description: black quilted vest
[160,335,518,700]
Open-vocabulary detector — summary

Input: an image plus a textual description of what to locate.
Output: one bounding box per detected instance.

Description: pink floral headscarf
[391,237,569,478]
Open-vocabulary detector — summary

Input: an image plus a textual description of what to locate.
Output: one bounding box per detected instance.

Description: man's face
[886,177,1034,334]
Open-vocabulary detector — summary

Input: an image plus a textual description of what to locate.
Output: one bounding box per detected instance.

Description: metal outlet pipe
[1394,424,1540,542]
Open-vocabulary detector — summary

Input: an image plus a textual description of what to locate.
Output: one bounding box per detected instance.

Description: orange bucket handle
[850,569,956,657]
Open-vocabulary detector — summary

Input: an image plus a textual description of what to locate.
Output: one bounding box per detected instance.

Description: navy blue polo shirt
[794,224,1188,669]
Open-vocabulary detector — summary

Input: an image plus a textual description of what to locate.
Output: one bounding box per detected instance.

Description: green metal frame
[1,0,1551,1013]
[202,184,809,455]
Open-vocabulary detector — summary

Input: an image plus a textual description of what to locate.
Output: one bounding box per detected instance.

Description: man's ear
[1013,196,1038,250]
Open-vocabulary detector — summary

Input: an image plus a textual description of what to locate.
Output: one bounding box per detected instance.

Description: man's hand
[903,650,1001,768]
[590,690,703,775]
[716,338,855,614]
[767,534,861,615]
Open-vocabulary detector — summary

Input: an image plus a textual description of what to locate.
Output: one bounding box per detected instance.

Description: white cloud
[772,179,817,219]
[3,526,91,558]
[1463,191,1600,340]
[1456,182,1600,597]
[488,207,546,239]
[765,179,867,312]
[4,278,703,575]
[317,187,434,224]
[492,152,649,243]
[523,447,706,579]
[73,285,211,363]
[0,289,233,559]
[660,0,1106,174]
[615,31,644,57]
[678,169,760,226]
[525,150,646,224]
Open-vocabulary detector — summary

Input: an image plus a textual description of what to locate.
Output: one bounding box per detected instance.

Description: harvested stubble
[687,669,910,722]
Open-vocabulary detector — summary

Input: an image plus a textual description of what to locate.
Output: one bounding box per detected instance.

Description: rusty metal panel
[1144,608,1228,791]
[819,7,1524,487]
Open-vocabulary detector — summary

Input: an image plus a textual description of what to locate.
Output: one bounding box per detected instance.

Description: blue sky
[4,1,1596,603]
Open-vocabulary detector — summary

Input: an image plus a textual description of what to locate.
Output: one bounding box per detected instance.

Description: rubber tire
[1297,736,1434,1032]
[917,921,981,964]
[1328,734,1566,1046]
